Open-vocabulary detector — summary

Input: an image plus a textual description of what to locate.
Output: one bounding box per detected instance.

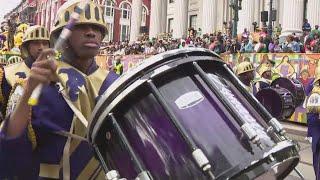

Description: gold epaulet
[312,86,320,94]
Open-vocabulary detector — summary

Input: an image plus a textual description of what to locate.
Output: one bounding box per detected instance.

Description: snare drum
[255,87,295,120]
[89,48,299,180]
[271,77,306,107]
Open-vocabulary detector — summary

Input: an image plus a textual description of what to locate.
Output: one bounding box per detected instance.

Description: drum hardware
[271,78,306,108]
[268,118,286,136]
[147,80,216,180]
[268,154,275,162]
[93,144,124,180]
[89,49,301,179]
[109,113,153,180]
[223,64,288,141]
[135,171,154,180]
[225,65,305,179]
[293,168,305,179]
[193,62,264,150]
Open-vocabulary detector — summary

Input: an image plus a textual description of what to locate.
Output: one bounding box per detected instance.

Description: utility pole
[267,0,273,36]
[230,0,242,38]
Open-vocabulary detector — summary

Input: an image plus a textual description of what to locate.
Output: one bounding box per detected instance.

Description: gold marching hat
[236,61,254,75]
[17,23,29,32]
[51,0,107,43]
[21,25,50,58]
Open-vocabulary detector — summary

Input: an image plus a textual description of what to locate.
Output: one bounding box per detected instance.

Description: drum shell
[89,49,299,180]
[256,87,295,120]
[271,77,306,107]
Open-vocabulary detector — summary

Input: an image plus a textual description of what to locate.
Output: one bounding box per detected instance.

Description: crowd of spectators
[100,19,320,56]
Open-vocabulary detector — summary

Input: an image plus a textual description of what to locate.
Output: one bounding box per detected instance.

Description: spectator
[302,19,312,32]
[312,25,320,37]
[240,38,254,53]
[273,39,282,53]
[274,24,282,37]
[268,39,275,53]
[254,36,267,53]
[283,35,300,53]
[228,38,240,53]
[242,28,250,39]
[179,40,186,48]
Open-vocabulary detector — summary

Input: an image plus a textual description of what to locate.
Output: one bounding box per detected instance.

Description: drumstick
[28,0,90,106]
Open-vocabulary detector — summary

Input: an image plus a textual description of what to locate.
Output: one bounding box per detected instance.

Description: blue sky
[0,0,21,22]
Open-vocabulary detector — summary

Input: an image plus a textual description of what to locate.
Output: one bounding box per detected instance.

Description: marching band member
[0,1,118,179]
[0,25,50,116]
[306,73,320,179]
[13,23,29,49]
[236,61,256,94]
[254,64,272,92]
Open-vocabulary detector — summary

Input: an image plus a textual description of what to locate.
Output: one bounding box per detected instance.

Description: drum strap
[57,83,89,180]
[58,82,88,128]
[62,117,75,180]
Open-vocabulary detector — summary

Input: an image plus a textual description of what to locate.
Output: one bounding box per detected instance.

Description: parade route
[283,122,315,180]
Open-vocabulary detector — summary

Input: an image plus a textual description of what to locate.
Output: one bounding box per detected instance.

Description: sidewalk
[282,121,307,137]
[281,121,315,180]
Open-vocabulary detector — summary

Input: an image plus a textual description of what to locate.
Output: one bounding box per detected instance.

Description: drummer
[236,61,256,94]
[0,25,50,116]
[0,1,118,179]
[254,64,272,92]
[306,74,320,179]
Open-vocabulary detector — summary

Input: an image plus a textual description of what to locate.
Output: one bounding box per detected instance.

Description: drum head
[271,77,306,107]
[256,87,295,119]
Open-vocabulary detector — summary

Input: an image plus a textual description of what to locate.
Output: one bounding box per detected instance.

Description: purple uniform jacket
[306,79,320,179]
[0,61,118,179]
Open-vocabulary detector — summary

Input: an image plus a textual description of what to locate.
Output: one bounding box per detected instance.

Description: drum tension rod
[223,64,286,139]
[193,62,263,150]
[223,64,305,179]
[93,144,124,180]
[109,113,153,180]
[147,80,216,180]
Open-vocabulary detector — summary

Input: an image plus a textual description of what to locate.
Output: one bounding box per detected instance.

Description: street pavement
[282,122,315,180]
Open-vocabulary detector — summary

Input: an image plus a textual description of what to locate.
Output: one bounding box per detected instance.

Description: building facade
[150,0,320,39]
[34,0,150,42]
[4,0,320,42]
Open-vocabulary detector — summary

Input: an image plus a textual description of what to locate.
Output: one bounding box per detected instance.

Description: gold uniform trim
[39,163,60,179]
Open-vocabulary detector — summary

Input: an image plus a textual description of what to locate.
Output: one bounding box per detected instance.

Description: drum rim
[88,48,221,142]
[223,140,299,179]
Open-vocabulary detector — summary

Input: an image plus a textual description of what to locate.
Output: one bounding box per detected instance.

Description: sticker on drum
[174,91,204,109]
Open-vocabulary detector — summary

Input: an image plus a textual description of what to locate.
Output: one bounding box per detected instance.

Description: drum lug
[268,154,275,163]
[192,149,216,179]
[105,170,124,180]
[269,118,286,136]
[135,171,153,180]
[192,149,211,170]
[241,123,263,149]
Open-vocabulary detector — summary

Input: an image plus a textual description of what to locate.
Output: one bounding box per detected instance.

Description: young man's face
[27,40,49,59]
[239,71,254,84]
[262,71,272,80]
[68,24,104,59]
